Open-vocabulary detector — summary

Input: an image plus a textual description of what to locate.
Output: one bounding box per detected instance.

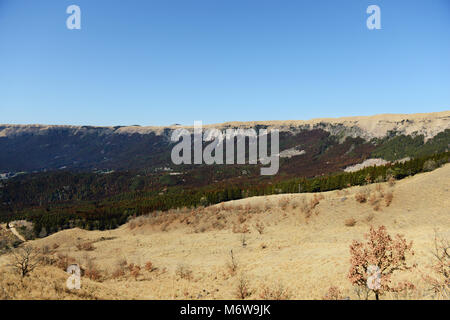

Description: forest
[0,150,448,238]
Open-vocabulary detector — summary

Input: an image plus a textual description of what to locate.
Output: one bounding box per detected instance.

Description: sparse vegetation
[226,250,238,276]
[322,286,344,300]
[259,283,291,300]
[255,221,265,235]
[176,264,193,281]
[76,241,95,251]
[236,276,252,299]
[422,231,449,299]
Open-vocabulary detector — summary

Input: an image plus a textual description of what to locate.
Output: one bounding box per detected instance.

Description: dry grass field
[0,164,449,300]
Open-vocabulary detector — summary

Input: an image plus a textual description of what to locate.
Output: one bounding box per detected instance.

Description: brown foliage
[76,242,95,251]
[348,226,414,300]
[384,192,393,207]
[259,283,291,300]
[355,191,368,203]
[322,286,344,300]
[176,264,193,280]
[345,218,357,227]
[145,261,154,272]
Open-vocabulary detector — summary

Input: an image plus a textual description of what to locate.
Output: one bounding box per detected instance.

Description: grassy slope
[1,164,449,299]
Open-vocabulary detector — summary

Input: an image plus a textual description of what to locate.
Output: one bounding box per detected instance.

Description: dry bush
[278,196,290,210]
[232,223,249,234]
[310,194,324,208]
[298,194,323,219]
[76,241,95,251]
[259,283,291,300]
[366,213,374,222]
[355,189,369,203]
[52,243,60,250]
[255,221,265,235]
[384,192,393,207]
[9,245,42,277]
[144,261,154,272]
[54,253,77,271]
[176,264,193,281]
[226,250,238,276]
[112,267,125,279]
[237,212,247,224]
[161,222,171,232]
[130,265,141,280]
[322,286,344,300]
[387,176,396,187]
[345,218,357,227]
[368,194,378,206]
[41,245,51,255]
[240,234,248,247]
[111,259,127,279]
[84,256,102,281]
[128,220,137,230]
[85,267,101,281]
[348,225,414,300]
[422,232,449,299]
[236,276,252,299]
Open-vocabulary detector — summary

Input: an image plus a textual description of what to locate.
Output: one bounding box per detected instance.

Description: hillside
[1,111,449,173]
[1,163,448,299]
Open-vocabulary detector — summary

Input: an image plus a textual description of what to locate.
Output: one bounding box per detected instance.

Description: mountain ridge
[1,110,449,140]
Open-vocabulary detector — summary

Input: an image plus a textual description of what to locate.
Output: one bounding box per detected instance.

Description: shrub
[226,250,238,276]
[322,286,344,300]
[55,253,76,270]
[112,268,125,279]
[422,232,449,299]
[255,221,265,235]
[76,242,95,251]
[387,176,396,187]
[176,264,193,280]
[355,191,368,203]
[384,192,393,207]
[348,226,414,300]
[345,218,357,227]
[130,265,141,280]
[278,197,290,210]
[84,256,102,281]
[259,283,291,300]
[144,261,154,272]
[236,276,252,299]
[85,266,102,281]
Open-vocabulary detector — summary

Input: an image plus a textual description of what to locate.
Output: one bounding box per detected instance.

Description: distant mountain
[0,111,449,174]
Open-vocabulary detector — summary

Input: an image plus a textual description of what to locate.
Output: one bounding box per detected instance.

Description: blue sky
[0,0,449,126]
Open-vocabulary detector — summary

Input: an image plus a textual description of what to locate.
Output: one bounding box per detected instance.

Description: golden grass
[0,164,449,300]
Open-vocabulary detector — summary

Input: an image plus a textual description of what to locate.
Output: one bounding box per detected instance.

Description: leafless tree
[9,245,42,277]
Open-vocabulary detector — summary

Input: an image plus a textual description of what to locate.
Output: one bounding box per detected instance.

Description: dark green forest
[1,151,448,238]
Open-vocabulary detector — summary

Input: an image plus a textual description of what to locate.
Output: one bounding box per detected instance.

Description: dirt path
[8,224,26,242]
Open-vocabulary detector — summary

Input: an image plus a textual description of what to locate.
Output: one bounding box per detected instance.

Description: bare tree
[423,231,449,299]
[9,245,42,277]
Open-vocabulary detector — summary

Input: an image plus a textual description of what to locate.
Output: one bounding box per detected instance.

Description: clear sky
[0,0,449,126]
